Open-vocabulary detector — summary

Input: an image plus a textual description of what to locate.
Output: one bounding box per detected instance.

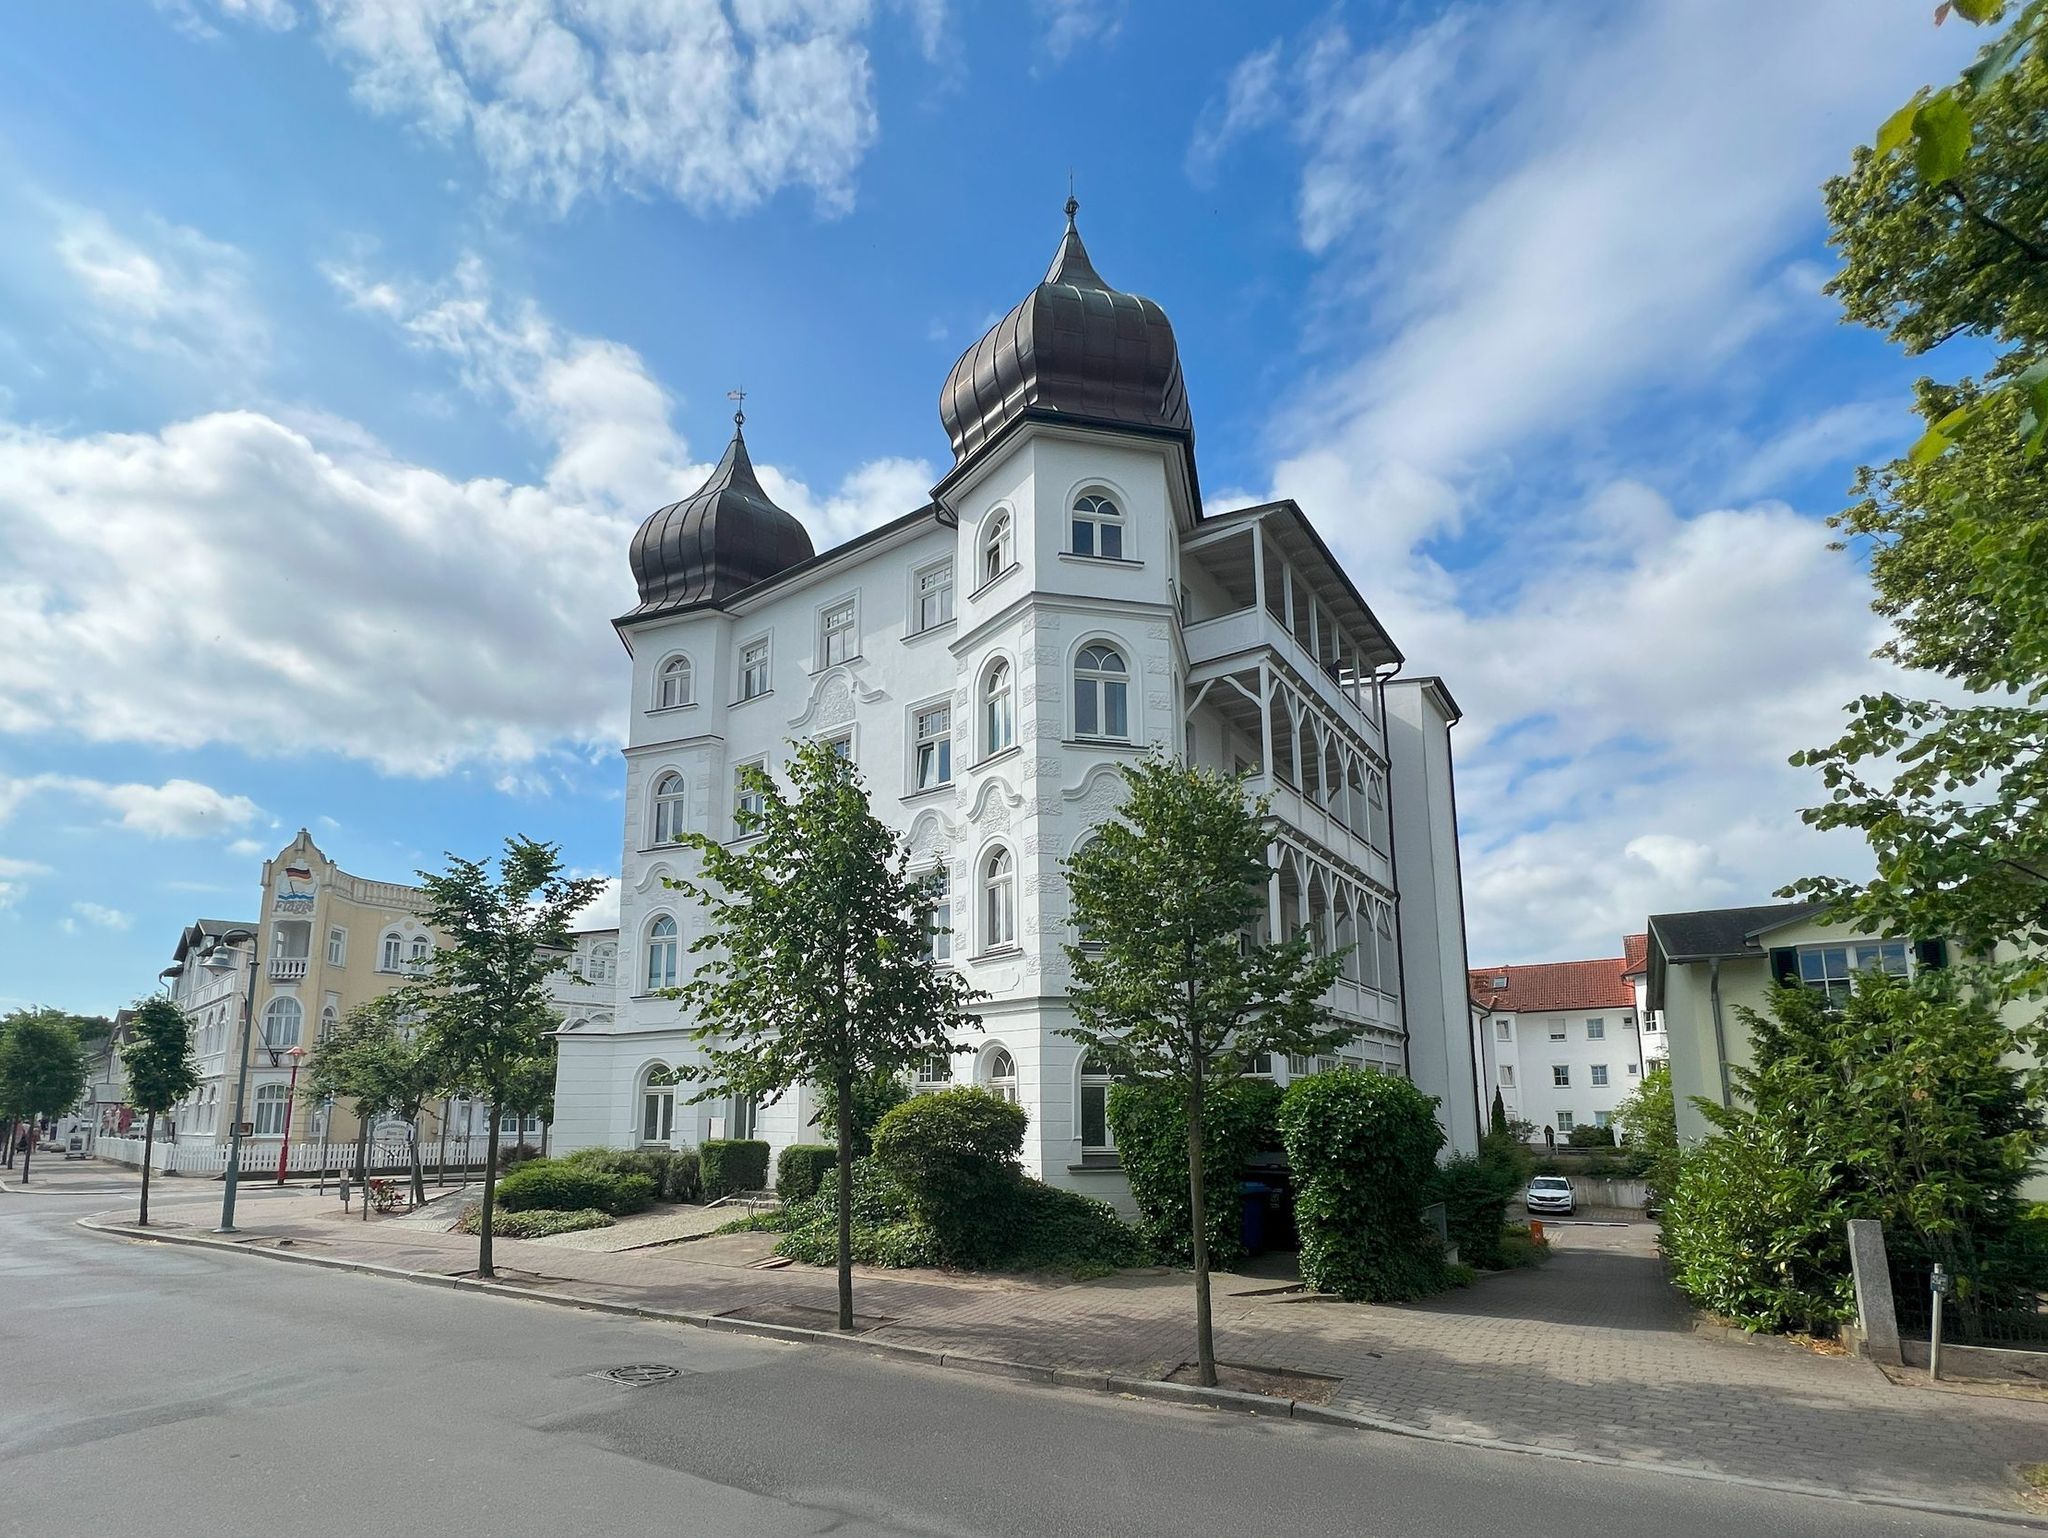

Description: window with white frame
[982,511,1014,584]
[262,996,302,1049]
[982,846,1016,950]
[985,1045,1018,1103]
[822,731,853,770]
[1627,1062,1640,1075]
[1594,1110,1613,1130]
[1499,1064,1515,1087]
[409,935,431,969]
[1080,1055,1114,1151]
[587,943,616,984]
[649,770,686,846]
[819,599,857,667]
[380,932,404,971]
[326,927,347,966]
[1287,1053,1312,1077]
[1591,1064,1609,1087]
[1551,1064,1570,1087]
[1073,644,1130,740]
[253,1083,290,1136]
[1071,493,1125,560]
[913,704,952,790]
[641,1065,679,1145]
[1557,1110,1576,1133]
[983,660,1015,756]
[1548,1020,1567,1041]
[914,561,954,632]
[734,760,767,829]
[1496,1018,1512,1040]
[1586,1017,1606,1040]
[729,1094,758,1140]
[1797,941,1910,1007]
[655,654,694,709]
[927,865,953,962]
[319,1004,338,1045]
[645,916,678,991]
[915,1053,952,1089]
[738,638,770,701]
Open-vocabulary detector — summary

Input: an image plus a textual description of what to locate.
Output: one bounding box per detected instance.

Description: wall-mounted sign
[275,863,316,914]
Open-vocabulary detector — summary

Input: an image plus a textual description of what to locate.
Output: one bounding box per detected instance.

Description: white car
[1525,1174,1576,1216]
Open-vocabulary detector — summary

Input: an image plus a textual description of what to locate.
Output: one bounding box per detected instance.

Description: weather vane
[726,387,746,429]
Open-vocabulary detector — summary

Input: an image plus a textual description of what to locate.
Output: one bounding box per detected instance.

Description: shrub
[494,1158,656,1216]
[1107,1076,1283,1270]
[1004,1179,1153,1277]
[772,1157,942,1269]
[457,1206,614,1238]
[870,1087,1028,1266]
[1279,1069,1451,1302]
[1497,1224,1551,1269]
[810,1072,912,1157]
[1432,1152,1519,1269]
[701,1139,771,1198]
[496,1141,545,1172]
[563,1146,701,1203]
[777,1143,838,1203]
[1567,1123,1617,1148]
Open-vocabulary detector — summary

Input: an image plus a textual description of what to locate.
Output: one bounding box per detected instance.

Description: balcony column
[1258,659,1275,782]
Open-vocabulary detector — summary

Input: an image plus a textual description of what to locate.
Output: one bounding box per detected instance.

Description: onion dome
[939,198,1192,466]
[626,411,815,616]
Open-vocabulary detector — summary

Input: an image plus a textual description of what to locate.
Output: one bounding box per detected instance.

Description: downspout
[1708,957,1731,1107]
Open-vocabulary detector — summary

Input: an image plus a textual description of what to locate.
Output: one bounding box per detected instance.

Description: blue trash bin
[1240,1181,1272,1255]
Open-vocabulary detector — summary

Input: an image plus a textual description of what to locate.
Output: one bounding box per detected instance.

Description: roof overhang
[1190,500,1403,670]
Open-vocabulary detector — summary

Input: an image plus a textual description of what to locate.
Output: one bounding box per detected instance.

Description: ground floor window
[1079,1056,1113,1152]
[728,1094,758,1141]
[1556,1110,1576,1133]
[984,1046,1018,1104]
[641,1066,679,1145]
[253,1083,289,1136]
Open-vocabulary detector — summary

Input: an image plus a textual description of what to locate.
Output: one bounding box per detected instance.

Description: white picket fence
[93,1135,503,1178]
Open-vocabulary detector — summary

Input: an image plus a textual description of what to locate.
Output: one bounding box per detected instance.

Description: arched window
[1080,1055,1114,1151]
[319,1004,338,1045]
[645,915,678,991]
[655,654,694,710]
[380,931,404,971]
[261,996,302,1050]
[982,511,1013,584]
[927,865,953,962]
[1071,493,1124,560]
[984,1046,1018,1104]
[640,1064,680,1145]
[983,659,1015,756]
[253,1083,290,1136]
[982,846,1016,951]
[651,771,686,845]
[408,935,431,968]
[1073,644,1129,740]
[587,943,617,984]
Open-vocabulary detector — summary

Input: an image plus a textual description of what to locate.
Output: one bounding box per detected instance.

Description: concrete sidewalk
[81,1190,2048,1517]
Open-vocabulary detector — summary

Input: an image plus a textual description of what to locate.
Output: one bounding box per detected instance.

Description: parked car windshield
[1530,1176,1570,1191]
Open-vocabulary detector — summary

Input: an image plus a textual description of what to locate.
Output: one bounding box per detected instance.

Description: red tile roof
[1620,931,1649,978]
[1468,955,1635,1013]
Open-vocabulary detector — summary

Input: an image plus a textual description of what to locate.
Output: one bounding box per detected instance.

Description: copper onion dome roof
[626,415,815,616]
[939,199,1192,465]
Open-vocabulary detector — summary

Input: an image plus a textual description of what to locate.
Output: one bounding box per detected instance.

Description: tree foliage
[305,994,449,1204]
[0,1014,87,1183]
[122,995,198,1225]
[408,837,604,1278]
[1063,756,1348,1385]
[1612,1062,1680,1197]
[665,740,983,1329]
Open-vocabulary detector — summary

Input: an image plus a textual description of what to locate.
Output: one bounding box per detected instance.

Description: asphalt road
[0,1185,2026,1538]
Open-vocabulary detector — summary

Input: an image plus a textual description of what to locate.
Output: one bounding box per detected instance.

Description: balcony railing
[268,957,309,983]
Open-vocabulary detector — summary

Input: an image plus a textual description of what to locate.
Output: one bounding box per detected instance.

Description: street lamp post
[274,1046,306,1184]
[205,928,261,1234]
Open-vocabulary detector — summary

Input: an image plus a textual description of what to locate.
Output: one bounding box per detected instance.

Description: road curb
[75,1215,2048,1530]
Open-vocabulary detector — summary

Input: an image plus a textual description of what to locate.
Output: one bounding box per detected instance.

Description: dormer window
[982,512,1014,585]
[1071,493,1124,560]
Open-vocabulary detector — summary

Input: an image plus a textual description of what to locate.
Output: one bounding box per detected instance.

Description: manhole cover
[595,1364,683,1387]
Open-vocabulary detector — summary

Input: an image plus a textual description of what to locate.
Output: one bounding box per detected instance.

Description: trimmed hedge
[701,1138,771,1198]
[871,1087,1029,1267]
[494,1158,657,1216]
[563,1146,702,1204]
[457,1206,614,1238]
[1106,1076,1283,1270]
[776,1143,838,1203]
[1279,1069,1450,1302]
[1432,1151,1519,1269]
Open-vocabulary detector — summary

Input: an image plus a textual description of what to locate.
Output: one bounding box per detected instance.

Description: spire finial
[1064,172,1078,226]
[725,387,746,431]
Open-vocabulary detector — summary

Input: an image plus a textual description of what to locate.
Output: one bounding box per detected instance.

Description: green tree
[1062,757,1348,1387]
[1488,1087,1509,1138]
[409,838,604,1278]
[665,740,983,1331]
[809,1069,911,1158]
[121,996,198,1226]
[1790,17,2048,970]
[499,1039,558,1159]
[306,995,449,1206]
[0,1014,87,1184]
[1612,1063,1680,1198]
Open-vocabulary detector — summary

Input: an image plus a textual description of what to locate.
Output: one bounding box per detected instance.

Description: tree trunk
[355,1117,371,1223]
[836,1068,855,1332]
[139,1110,156,1226]
[1187,1049,1216,1388]
[408,1118,425,1208]
[479,1107,503,1280]
[20,1124,31,1185]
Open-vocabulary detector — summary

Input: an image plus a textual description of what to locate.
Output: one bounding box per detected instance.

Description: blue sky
[0,1,1980,1016]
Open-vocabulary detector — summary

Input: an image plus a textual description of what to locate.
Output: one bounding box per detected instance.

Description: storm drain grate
[595,1363,683,1387]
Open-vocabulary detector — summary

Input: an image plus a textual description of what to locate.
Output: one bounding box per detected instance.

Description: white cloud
[68,901,133,932]
[189,0,914,216]
[1034,0,1121,62]
[1724,399,1908,501]
[0,857,51,879]
[570,875,621,931]
[1194,0,1965,963]
[53,208,267,381]
[226,838,268,859]
[0,775,262,839]
[0,249,929,776]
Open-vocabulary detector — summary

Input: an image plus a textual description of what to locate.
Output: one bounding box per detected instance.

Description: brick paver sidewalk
[89,1191,2048,1515]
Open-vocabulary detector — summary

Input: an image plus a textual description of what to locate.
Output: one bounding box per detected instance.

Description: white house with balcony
[548,202,1485,1204]
[1471,946,1648,1143]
